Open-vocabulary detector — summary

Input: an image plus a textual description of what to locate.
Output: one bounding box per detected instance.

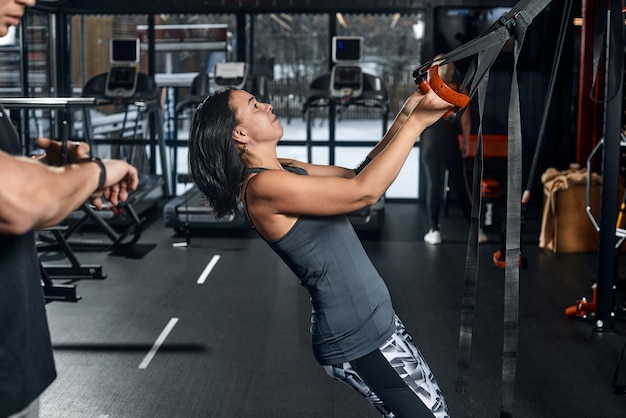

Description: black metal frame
[34,0,514,15]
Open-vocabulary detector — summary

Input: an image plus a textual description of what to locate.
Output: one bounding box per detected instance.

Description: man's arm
[0,150,138,235]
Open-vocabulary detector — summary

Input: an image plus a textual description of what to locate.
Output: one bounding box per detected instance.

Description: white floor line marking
[197,255,221,284]
[138,317,179,369]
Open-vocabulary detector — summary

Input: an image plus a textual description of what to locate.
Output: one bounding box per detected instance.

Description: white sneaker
[424,229,442,245]
[478,228,488,244]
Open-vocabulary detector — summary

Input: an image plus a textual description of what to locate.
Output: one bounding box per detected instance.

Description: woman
[189,87,452,418]
[420,57,487,245]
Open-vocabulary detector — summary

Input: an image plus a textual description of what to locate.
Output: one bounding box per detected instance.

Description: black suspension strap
[415,1,552,415]
[456,49,490,394]
[421,0,553,105]
[500,13,530,416]
[494,0,573,272]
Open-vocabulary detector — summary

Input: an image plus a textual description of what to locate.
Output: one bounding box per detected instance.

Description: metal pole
[594,2,623,332]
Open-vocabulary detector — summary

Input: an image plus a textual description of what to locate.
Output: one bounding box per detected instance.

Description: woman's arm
[248,90,452,218]
[277,158,356,178]
[351,93,446,202]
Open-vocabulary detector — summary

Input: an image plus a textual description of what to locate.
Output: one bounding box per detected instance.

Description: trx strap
[415,1,551,416]
[492,0,574,270]
[501,18,529,416]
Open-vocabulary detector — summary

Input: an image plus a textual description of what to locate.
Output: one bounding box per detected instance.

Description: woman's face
[230,90,283,145]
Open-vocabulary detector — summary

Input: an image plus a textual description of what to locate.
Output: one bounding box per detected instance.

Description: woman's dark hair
[188,88,246,218]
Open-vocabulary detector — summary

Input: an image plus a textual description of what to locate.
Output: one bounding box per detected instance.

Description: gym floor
[38,200,626,417]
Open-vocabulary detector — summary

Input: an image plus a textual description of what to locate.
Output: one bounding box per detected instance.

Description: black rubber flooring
[39,201,626,417]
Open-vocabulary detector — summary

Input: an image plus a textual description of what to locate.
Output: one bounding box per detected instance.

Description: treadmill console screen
[330,65,363,98]
[105,66,138,98]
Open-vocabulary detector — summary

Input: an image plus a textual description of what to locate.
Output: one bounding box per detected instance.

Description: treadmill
[44,38,167,254]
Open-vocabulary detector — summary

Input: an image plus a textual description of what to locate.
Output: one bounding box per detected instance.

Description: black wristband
[354,156,373,175]
[75,157,106,192]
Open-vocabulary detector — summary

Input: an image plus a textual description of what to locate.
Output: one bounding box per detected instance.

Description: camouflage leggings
[322,316,449,418]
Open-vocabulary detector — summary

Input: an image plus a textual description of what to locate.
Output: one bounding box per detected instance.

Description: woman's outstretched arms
[248,90,453,219]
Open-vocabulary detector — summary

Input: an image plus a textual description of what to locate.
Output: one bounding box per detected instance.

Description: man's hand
[91,159,140,210]
[34,138,137,210]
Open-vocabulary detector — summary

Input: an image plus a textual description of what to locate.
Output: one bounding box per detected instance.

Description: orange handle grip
[417,64,470,120]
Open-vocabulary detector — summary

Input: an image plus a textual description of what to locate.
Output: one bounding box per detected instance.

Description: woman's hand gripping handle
[414,64,470,121]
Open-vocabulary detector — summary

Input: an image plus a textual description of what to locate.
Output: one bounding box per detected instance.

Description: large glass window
[0,11,56,152]
[0,11,54,98]
[253,13,329,142]
[335,13,424,199]
[13,11,426,198]
[0,26,23,96]
[69,14,240,190]
[336,13,425,116]
[254,12,424,198]
[71,15,148,92]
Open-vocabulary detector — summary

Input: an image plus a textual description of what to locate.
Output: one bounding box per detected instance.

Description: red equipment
[565,282,598,319]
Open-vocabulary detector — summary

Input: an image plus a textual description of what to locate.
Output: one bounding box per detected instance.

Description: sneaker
[424,229,442,245]
[478,228,488,244]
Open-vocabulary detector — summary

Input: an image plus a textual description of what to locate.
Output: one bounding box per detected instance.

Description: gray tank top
[245,166,395,365]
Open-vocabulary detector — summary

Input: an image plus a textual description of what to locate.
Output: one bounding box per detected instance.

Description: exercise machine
[164,176,250,235]
[41,38,167,257]
[565,133,626,319]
